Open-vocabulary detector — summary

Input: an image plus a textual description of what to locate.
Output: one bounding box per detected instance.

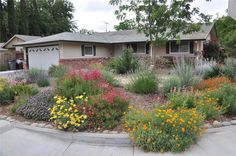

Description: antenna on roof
[103,21,109,32]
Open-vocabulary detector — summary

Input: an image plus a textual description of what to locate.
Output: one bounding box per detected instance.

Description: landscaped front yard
[1,49,236,153]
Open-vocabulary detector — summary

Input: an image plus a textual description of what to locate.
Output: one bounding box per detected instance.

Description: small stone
[103,130,109,133]
[0,115,7,119]
[45,124,53,129]
[230,120,236,125]
[120,131,127,134]
[37,123,46,128]
[222,121,231,126]
[6,117,12,121]
[109,131,118,134]
[31,123,38,127]
[23,121,31,125]
[213,121,222,128]
[205,123,213,129]
[9,119,15,122]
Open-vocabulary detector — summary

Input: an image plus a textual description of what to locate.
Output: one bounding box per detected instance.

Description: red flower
[79,69,101,80]
[100,89,128,103]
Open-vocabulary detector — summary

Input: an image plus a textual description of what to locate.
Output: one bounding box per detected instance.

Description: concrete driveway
[1,120,236,156]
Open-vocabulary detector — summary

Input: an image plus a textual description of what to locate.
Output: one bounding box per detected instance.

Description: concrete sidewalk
[1,120,236,156]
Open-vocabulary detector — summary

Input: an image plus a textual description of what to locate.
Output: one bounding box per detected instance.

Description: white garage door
[28,46,59,70]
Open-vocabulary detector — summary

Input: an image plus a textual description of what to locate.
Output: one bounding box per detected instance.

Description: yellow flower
[182,128,185,133]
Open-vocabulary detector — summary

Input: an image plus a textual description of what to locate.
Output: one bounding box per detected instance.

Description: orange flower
[142,124,148,131]
[193,77,232,91]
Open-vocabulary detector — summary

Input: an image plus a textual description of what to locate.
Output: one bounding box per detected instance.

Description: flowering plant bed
[124,106,204,152]
[50,69,129,131]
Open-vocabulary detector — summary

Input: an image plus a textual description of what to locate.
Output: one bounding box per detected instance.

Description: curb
[12,122,131,147]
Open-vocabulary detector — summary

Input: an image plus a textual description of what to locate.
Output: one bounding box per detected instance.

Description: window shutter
[190,41,194,54]
[166,42,169,54]
[93,45,96,56]
[146,43,150,54]
[81,45,85,56]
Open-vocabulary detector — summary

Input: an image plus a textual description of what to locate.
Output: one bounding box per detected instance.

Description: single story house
[15,23,217,70]
[0,35,41,69]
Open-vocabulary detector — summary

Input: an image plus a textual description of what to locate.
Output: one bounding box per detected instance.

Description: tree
[215,16,236,53]
[0,0,2,41]
[0,0,77,41]
[110,0,211,57]
[7,0,15,38]
[18,0,28,34]
[0,0,7,42]
[28,0,40,35]
[114,19,136,30]
[79,29,95,35]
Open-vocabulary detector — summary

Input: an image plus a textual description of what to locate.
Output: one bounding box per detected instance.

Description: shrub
[194,57,217,77]
[163,76,181,95]
[203,41,223,62]
[11,84,38,96]
[174,57,197,87]
[193,77,231,91]
[195,94,224,119]
[112,48,139,74]
[0,78,8,90]
[0,64,8,71]
[209,84,236,115]
[167,91,224,120]
[124,107,204,152]
[37,79,50,87]
[48,65,68,78]
[49,95,88,131]
[28,68,47,83]
[100,69,119,87]
[127,70,158,94]
[202,65,223,79]
[0,86,14,105]
[55,75,101,98]
[223,58,236,82]
[16,89,53,121]
[167,91,196,109]
[87,90,129,130]
[10,95,28,113]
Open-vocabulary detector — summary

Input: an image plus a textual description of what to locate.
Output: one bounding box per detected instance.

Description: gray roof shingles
[16,24,214,46]
[0,43,7,51]
[15,34,41,41]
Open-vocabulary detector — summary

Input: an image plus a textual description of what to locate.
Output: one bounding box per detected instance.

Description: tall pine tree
[29,0,40,35]
[0,0,2,41]
[19,0,28,34]
[7,0,15,38]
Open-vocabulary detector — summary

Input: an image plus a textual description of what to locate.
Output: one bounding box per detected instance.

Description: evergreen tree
[29,0,40,35]
[18,0,28,34]
[7,0,15,38]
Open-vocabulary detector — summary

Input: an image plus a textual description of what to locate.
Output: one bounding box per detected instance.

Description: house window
[170,41,190,53]
[83,45,94,56]
[127,43,146,53]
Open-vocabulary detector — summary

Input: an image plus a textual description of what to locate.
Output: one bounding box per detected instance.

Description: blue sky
[69,0,228,32]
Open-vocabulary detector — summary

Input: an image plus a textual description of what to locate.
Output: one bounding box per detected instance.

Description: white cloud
[69,0,228,32]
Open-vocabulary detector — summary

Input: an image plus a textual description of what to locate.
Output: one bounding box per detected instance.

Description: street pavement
[1,120,236,156]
